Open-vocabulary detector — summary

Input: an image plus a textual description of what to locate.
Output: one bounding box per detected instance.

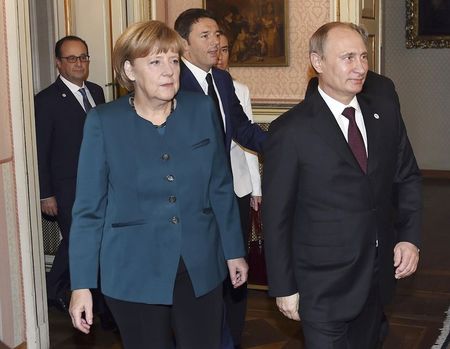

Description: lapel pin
[374,113,380,119]
[62,93,66,98]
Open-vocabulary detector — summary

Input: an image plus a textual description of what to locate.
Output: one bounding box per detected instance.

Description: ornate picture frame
[203,0,288,67]
[406,0,450,48]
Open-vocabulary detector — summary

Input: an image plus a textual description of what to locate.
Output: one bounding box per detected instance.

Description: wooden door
[335,0,382,72]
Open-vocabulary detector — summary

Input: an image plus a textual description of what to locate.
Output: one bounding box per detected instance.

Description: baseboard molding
[421,170,450,179]
[0,341,26,349]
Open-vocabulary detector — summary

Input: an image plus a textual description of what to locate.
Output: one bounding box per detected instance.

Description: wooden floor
[49,178,450,348]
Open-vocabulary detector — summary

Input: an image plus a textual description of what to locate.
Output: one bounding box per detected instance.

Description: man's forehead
[323,29,366,53]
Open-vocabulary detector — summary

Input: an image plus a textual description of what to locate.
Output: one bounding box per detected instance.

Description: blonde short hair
[309,22,368,57]
[113,20,184,91]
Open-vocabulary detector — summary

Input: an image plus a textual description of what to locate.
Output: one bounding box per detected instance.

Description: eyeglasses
[59,54,90,63]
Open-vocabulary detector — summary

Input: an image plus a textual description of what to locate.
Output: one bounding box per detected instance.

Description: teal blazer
[69,91,245,305]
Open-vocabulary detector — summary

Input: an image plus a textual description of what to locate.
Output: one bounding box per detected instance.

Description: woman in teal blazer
[68,21,248,349]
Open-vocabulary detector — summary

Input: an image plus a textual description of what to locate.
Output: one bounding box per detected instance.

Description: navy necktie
[342,107,367,173]
[205,73,225,137]
[79,88,92,113]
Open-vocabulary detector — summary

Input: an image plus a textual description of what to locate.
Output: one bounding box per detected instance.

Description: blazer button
[168,195,176,203]
[171,216,179,224]
[161,153,170,161]
[166,174,175,182]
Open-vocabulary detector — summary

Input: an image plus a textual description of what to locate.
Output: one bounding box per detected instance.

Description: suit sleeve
[34,94,54,199]
[262,118,299,297]
[393,110,422,247]
[69,109,109,290]
[382,79,422,247]
[206,99,246,259]
[226,76,267,153]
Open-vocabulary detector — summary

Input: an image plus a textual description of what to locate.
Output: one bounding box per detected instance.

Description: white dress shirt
[59,75,96,112]
[182,58,226,129]
[318,86,368,155]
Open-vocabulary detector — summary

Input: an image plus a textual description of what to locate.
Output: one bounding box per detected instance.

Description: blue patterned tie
[342,107,367,173]
[79,88,92,113]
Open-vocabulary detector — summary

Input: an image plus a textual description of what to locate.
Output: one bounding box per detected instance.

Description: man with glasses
[35,36,105,317]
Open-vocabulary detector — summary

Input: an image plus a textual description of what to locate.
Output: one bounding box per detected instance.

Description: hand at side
[69,289,93,334]
[276,293,300,321]
[227,257,249,288]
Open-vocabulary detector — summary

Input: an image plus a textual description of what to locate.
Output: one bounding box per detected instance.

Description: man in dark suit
[262,22,422,349]
[306,70,405,346]
[35,36,105,312]
[174,9,266,348]
[174,8,266,154]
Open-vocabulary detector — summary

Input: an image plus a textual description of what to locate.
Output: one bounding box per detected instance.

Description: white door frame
[6,0,49,347]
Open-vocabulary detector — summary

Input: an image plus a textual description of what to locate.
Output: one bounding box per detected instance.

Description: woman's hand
[227,257,249,288]
[69,289,93,334]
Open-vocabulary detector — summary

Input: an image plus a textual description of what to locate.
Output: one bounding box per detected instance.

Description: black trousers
[223,194,251,346]
[45,204,72,300]
[302,250,383,349]
[105,260,223,349]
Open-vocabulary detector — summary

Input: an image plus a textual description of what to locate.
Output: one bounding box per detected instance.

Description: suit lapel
[85,81,104,105]
[309,92,360,172]
[180,63,232,150]
[55,77,86,115]
[358,95,380,175]
[180,61,204,94]
[211,69,232,138]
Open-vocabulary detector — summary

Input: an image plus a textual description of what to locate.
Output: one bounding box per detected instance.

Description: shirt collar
[318,86,361,119]
[59,75,86,94]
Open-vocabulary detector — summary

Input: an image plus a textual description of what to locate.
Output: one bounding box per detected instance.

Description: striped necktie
[79,88,92,113]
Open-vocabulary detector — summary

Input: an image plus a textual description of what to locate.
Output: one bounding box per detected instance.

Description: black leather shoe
[48,297,69,313]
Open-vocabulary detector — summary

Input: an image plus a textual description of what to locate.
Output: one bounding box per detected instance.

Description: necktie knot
[79,88,92,113]
[342,106,356,122]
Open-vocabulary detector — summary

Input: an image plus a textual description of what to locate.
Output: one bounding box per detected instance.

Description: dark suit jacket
[35,76,105,209]
[69,91,245,305]
[179,61,266,153]
[262,74,422,322]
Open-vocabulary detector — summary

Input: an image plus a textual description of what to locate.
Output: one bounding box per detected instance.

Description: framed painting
[406,0,450,48]
[203,0,288,66]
